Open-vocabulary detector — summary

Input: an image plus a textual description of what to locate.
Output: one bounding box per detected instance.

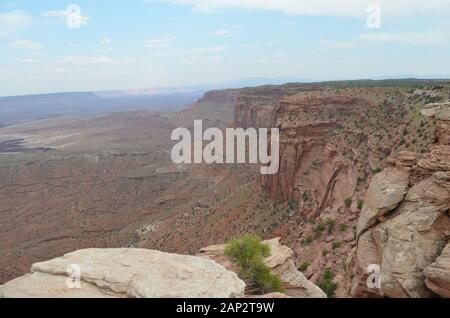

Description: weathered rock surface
[0,248,245,298]
[421,102,450,145]
[199,238,326,298]
[351,101,450,298]
[356,166,410,237]
[424,242,450,298]
[370,179,449,297]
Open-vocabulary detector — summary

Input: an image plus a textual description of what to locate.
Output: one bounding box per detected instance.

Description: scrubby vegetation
[225,235,283,294]
[344,197,352,208]
[339,223,348,232]
[326,218,335,234]
[298,261,310,272]
[318,268,338,298]
[331,240,342,250]
[357,199,364,210]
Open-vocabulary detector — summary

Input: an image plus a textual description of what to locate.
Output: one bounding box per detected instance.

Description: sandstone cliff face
[234,89,366,215]
[350,102,450,298]
[228,84,444,298]
[263,95,364,214]
[0,248,246,298]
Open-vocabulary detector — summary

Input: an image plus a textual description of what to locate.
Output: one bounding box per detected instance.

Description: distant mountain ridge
[0,91,203,126]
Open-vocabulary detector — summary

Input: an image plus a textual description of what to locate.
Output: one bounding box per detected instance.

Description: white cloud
[59,56,120,65]
[51,68,67,73]
[9,40,43,50]
[359,30,449,45]
[211,26,241,37]
[42,6,89,28]
[153,0,450,17]
[143,34,175,48]
[0,10,31,36]
[14,58,39,63]
[183,46,226,54]
[100,37,111,45]
[180,56,198,64]
[283,21,296,27]
[211,29,237,37]
[317,39,354,50]
[251,58,281,64]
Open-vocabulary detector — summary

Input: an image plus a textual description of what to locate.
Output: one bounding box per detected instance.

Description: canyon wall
[349,102,450,298]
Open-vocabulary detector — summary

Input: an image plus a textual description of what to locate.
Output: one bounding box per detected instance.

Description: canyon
[0,79,449,297]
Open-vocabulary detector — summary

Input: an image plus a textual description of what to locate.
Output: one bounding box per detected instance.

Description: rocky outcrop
[351,102,450,298]
[199,238,326,298]
[421,102,450,145]
[356,166,410,237]
[0,248,245,298]
[424,242,450,298]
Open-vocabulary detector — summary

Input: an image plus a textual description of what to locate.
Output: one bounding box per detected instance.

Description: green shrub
[344,197,352,208]
[225,235,283,294]
[372,167,382,174]
[331,240,342,250]
[339,223,348,232]
[251,260,283,294]
[313,223,325,235]
[357,199,364,210]
[326,218,335,234]
[225,235,270,269]
[318,268,338,298]
[298,261,310,272]
[301,235,314,246]
[322,249,329,257]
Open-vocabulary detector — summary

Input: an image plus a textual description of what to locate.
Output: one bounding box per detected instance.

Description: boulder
[352,176,450,298]
[424,242,450,298]
[0,248,246,298]
[356,166,410,237]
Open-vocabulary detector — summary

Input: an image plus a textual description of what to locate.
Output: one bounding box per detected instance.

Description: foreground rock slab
[0,248,245,298]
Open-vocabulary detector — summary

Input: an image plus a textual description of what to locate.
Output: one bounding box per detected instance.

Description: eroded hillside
[0,80,449,298]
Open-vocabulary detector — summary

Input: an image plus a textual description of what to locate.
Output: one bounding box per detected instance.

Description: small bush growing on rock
[318,268,338,298]
[326,218,335,234]
[301,236,314,245]
[344,197,352,208]
[372,167,382,174]
[251,260,283,294]
[322,249,329,257]
[225,235,283,294]
[332,240,342,250]
[357,199,364,210]
[298,261,310,272]
[339,223,348,232]
[313,223,325,235]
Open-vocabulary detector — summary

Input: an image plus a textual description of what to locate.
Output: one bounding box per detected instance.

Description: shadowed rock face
[0,248,246,298]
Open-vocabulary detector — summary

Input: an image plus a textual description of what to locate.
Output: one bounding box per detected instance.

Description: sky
[0,0,450,96]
